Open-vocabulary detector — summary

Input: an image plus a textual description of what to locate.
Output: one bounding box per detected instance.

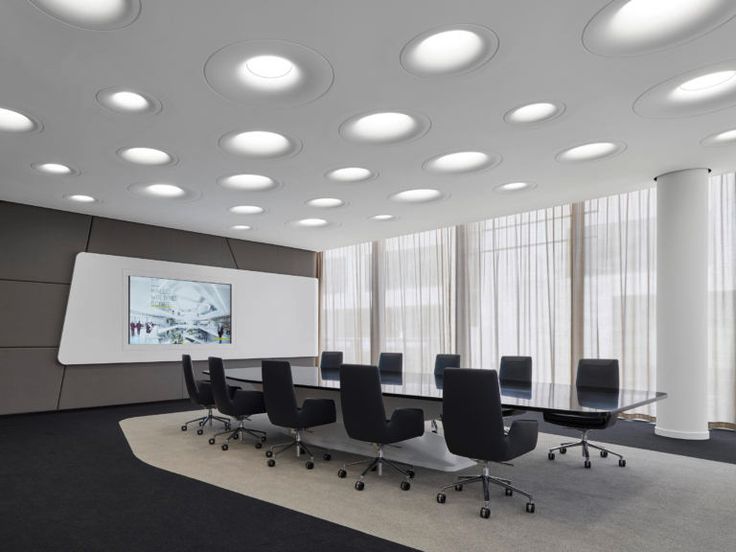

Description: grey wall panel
[0,281,68,347]
[0,348,64,415]
[227,239,316,277]
[87,218,236,268]
[58,362,183,410]
[0,202,91,283]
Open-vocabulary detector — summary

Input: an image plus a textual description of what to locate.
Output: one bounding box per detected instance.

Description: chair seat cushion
[543,411,614,430]
[384,408,425,444]
[296,398,336,429]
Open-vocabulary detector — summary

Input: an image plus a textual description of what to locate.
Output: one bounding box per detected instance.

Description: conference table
[212,365,667,471]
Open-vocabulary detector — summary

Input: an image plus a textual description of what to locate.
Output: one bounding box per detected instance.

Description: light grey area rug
[120,411,736,552]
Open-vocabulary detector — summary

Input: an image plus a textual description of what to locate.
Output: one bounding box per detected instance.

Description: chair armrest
[507,419,539,451]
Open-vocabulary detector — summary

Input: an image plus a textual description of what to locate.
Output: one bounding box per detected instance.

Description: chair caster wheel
[337,469,347,479]
[548,452,555,461]
[480,507,491,519]
[255,442,263,449]
[454,484,463,492]
[305,461,314,470]
[505,488,513,496]
[208,438,215,445]
[436,493,446,504]
[618,459,626,467]
[584,460,591,469]
[196,428,204,436]
[261,435,267,442]
[559,447,567,454]
[600,450,608,458]
[407,470,415,479]
[400,480,411,491]
[221,444,229,451]
[181,425,187,431]
[354,480,365,491]
[267,459,276,467]
[526,502,535,513]
[265,450,273,458]
[323,453,332,461]
[231,433,239,440]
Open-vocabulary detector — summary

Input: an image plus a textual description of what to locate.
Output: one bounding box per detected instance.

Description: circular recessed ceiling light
[219,130,301,158]
[232,224,252,231]
[325,167,376,183]
[701,128,736,147]
[96,88,161,114]
[293,218,329,227]
[495,181,535,192]
[244,55,294,79]
[127,182,199,201]
[423,151,501,174]
[64,193,96,203]
[28,0,142,31]
[401,24,499,76]
[370,214,395,221]
[0,106,41,133]
[390,188,444,203]
[32,162,77,175]
[306,197,344,208]
[583,0,736,57]
[504,101,566,125]
[230,205,265,215]
[678,70,736,92]
[144,184,185,197]
[556,141,625,162]
[340,111,430,144]
[218,173,278,192]
[118,147,175,166]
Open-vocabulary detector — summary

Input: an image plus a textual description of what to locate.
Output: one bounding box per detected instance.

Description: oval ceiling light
[424,151,501,174]
[96,88,161,115]
[340,111,430,144]
[390,188,444,203]
[127,182,199,201]
[231,224,252,231]
[293,218,329,228]
[32,162,77,175]
[204,40,334,107]
[230,204,265,215]
[556,141,625,162]
[28,0,142,31]
[118,147,175,166]
[64,193,96,203]
[701,128,736,147]
[370,214,395,221]
[504,101,565,125]
[143,184,185,198]
[219,130,301,158]
[400,24,499,77]
[306,197,344,208]
[678,70,736,93]
[583,0,736,57]
[325,167,376,183]
[0,106,41,133]
[218,173,278,191]
[495,181,535,192]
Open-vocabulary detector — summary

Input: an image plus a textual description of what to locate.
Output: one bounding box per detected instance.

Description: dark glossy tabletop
[212,365,667,415]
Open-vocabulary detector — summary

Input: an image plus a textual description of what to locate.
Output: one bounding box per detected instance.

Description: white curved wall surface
[58,253,317,365]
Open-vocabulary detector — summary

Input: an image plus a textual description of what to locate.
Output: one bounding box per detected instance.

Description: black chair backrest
[576,359,619,391]
[208,357,236,415]
[340,364,388,443]
[499,356,532,385]
[262,360,299,428]
[434,354,461,377]
[442,368,507,461]
[182,354,202,404]
[320,351,343,370]
[378,352,402,375]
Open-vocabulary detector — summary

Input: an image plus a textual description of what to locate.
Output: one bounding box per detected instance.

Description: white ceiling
[1,0,736,251]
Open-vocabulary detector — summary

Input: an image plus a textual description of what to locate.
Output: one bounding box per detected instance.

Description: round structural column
[655,168,710,440]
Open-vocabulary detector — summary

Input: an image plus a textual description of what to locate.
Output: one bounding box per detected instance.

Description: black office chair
[545,359,626,469]
[499,356,532,418]
[207,357,268,451]
[430,354,461,432]
[337,364,424,491]
[378,352,402,376]
[180,354,232,434]
[262,360,337,469]
[319,351,343,370]
[437,368,537,518]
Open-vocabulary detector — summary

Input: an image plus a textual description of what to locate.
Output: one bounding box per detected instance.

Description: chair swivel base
[265,429,332,469]
[337,445,415,491]
[436,462,535,518]
[547,430,626,468]
[208,419,267,451]
[181,408,230,435]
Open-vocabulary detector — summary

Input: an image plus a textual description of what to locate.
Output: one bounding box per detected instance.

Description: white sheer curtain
[319,242,372,364]
[378,228,455,373]
[459,206,572,383]
[583,189,657,416]
[708,173,736,427]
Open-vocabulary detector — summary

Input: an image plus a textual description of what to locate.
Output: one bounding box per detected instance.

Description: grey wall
[0,201,317,415]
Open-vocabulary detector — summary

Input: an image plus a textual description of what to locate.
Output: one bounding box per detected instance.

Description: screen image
[128,276,232,345]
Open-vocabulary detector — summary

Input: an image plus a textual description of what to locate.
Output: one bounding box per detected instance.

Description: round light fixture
[495,181,535,192]
[504,101,565,125]
[0,106,40,133]
[117,147,174,166]
[64,194,96,203]
[33,162,76,175]
[232,224,252,231]
[325,167,376,183]
[701,128,736,147]
[306,197,344,208]
[370,214,395,221]
[293,218,329,227]
[401,25,499,76]
[127,182,198,201]
[96,88,161,114]
[28,0,142,31]
[340,111,430,144]
[424,151,500,174]
[144,184,185,198]
[219,130,301,158]
[244,55,294,79]
[230,205,265,215]
[556,141,625,162]
[390,188,444,203]
[678,70,736,92]
[218,173,278,191]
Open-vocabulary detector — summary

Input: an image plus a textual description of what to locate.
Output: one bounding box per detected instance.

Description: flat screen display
[128,276,232,345]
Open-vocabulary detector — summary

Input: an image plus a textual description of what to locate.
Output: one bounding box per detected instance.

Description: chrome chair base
[547,430,626,468]
[265,429,332,469]
[180,408,230,434]
[209,418,267,450]
[337,444,415,491]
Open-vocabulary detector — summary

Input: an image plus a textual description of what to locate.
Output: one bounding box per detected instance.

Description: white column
[655,168,710,440]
